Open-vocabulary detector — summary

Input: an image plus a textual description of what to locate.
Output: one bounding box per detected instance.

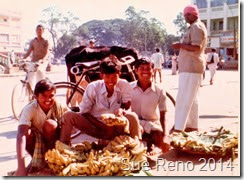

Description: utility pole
[233,19,237,60]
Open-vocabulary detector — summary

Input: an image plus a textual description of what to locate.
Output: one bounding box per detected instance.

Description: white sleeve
[79,83,96,114]
[18,104,33,127]
[118,80,132,103]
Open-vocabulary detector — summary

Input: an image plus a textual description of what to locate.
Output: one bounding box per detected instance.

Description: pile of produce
[101,113,128,126]
[101,113,129,133]
[45,135,148,176]
[170,127,238,157]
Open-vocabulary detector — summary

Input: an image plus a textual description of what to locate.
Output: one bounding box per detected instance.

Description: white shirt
[207,52,219,69]
[19,100,67,133]
[130,81,167,133]
[79,79,132,120]
[151,52,164,69]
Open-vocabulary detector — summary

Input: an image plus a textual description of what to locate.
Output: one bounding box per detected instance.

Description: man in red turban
[171,5,207,132]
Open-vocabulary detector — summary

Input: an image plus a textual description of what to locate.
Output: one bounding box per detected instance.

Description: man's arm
[23,41,33,59]
[159,110,170,153]
[171,42,200,52]
[159,111,168,136]
[14,125,29,176]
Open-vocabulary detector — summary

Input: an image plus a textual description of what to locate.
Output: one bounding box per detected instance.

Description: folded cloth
[140,119,162,134]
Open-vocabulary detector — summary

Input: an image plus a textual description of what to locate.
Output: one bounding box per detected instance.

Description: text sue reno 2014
[155,158,234,172]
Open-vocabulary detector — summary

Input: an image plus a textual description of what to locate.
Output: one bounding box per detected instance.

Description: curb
[0,70,65,78]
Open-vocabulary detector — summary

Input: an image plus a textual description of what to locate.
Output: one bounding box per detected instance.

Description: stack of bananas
[101,113,127,126]
[170,129,238,157]
[45,135,148,176]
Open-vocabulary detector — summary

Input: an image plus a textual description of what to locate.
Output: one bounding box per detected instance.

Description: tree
[173,12,188,37]
[39,6,79,57]
[124,6,166,52]
[164,34,181,55]
[55,34,78,58]
[73,19,128,46]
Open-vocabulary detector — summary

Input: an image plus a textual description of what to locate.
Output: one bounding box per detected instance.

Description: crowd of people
[13,4,222,176]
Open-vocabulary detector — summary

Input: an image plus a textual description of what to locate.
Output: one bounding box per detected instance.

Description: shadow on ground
[0,130,17,139]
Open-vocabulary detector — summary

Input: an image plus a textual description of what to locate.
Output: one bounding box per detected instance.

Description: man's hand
[113,108,124,117]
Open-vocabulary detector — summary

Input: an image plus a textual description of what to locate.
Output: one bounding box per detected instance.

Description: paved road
[0,66,240,176]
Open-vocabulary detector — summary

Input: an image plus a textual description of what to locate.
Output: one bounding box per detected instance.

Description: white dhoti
[208,64,217,80]
[174,72,202,131]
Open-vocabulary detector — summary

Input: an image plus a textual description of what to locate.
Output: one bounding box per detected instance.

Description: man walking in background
[151,48,164,83]
[207,48,219,85]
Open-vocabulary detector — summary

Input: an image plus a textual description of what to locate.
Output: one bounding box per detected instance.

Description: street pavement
[0,65,240,177]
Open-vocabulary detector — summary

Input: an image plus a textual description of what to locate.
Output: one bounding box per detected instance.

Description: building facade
[0,9,23,63]
[193,0,239,61]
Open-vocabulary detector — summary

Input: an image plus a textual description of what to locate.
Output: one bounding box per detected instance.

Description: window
[213,22,217,31]
[228,17,238,30]
[0,34,9,43]
[219,21,223,30]
[12,35,20,44]
[226,0,238,5]
[211,0,224,7]
[195,0,207,8]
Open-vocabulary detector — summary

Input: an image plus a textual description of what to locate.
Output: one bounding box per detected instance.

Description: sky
[1,0,192,43]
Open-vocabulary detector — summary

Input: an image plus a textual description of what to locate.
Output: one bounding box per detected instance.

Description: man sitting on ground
[14,79,67,176]
[59,55,141,145]
[130,57,170,155]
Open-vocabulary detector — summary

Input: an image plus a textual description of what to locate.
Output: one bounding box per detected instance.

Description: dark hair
[36,24,44,30]
[134,57,154,69]
[34,79,56,96]
[212,48,216,52]
[100,55,121,74]
[156,48,160,52]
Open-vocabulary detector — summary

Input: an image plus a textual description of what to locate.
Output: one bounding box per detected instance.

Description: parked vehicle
[164,59,172,68]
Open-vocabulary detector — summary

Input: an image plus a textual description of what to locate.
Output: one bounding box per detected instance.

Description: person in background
[130,57,170,155]
[23,24,49,90]
[14,79,67,176]
[151,48,164,83]
[207,48,219,85]
[171,4,207,132]
[171,53,178,75]
[89,40,95,47]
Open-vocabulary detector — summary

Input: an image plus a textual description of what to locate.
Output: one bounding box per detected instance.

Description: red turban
[184,5,199,18]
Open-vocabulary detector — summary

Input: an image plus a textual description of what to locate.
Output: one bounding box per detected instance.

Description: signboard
[221,36,235,43]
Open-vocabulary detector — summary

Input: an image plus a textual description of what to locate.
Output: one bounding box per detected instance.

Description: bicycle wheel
[54,82,85,139]
[165,91,176,132]
[54,82,85,110]
[11,82,33,120]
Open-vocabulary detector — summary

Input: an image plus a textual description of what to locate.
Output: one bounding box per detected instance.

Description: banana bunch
[101,113,127,126]
[104,135,147,172]
[60,149,120,176]
[170,130,238,156]
[45,136,148,176]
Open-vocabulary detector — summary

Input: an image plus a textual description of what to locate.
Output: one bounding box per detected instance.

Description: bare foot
[146,145,158,156]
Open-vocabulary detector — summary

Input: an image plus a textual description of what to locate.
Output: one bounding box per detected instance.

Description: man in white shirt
[151,48,164,83]
[59,56,141,145]
[207,48,219,85]
[130,57,170,155]
[14,79,67,176]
